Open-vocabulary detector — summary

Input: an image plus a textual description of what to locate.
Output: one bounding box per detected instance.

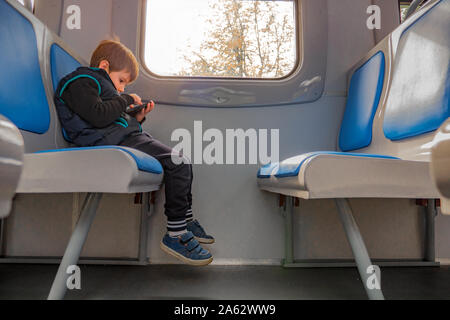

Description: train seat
[0,0,163,300]
[257,47,439,199]
[15,38,164,194]
[17,146,163,193]
[257,151,437,199]
[256,0,449,300]
[0,0,164,193]
[257,0,449,199]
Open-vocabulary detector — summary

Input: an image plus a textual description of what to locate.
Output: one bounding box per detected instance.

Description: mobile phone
[125,100,152,115]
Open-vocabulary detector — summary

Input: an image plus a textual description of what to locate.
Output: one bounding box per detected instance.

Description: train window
[399,1,409,22]
[142,0,297,79]
[399,0,431,22]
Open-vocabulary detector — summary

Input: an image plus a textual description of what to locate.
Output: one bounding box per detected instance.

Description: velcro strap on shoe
[186,238,200,252]
[180,232,195,244]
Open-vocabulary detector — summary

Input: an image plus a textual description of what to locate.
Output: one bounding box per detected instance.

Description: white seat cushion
[17,146,163,193]
[257,152,439,199]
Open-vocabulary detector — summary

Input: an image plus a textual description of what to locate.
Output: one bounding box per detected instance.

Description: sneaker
[160,231,213,266]
[187,219,215,244]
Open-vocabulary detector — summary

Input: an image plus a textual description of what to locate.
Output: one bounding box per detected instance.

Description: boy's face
[108,70,131,93]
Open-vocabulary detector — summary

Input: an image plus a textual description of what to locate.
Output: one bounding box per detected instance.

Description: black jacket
[54,67,142,146]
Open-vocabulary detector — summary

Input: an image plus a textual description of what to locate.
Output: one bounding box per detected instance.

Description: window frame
[398,0,434,23]
[139,0,301,81]
[399,0,413,23]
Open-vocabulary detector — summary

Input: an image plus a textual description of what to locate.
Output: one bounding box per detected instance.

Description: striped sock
[186,208,193,223]
[167,219,187,237]
[168,229,187,237]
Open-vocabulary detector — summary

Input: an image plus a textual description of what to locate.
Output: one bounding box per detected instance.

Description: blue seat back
[50,44,82,91]
[383,0,449,141]
[0,0,50,134]
[338,51,385,152]
[50,44,82,142]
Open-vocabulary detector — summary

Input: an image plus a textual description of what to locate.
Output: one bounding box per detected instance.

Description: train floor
[1,264,450,300]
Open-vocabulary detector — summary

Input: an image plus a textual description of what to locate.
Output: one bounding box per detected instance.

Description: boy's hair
[90,40,139,83]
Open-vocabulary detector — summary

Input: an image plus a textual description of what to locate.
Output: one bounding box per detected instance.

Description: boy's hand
[128,93,142,105]
[135,100,155,123]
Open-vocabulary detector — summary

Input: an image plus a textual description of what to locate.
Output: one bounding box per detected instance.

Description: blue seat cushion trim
[35,146,163,174]
[383,0,450,141]
[257,162,279,179]
[257,152,399,179]
[339,51,385,152]
[0,1,50,134]
[50,44,82,91]
[61,127,71,141]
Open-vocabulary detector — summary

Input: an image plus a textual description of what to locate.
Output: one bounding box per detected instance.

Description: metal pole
[425,199,436,262]
[335,198,384,300]
[284,196,294,265]
[0,218,4,257]
[138,193,151,264]
[48,193,103,300]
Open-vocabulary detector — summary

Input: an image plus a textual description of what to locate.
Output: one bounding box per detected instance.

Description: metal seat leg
[335,198,384,300]
[48,193,103,300]
[425,199,436,262]
[284,196,294,265]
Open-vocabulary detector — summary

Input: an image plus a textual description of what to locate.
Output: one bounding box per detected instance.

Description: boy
[55,40,214,266]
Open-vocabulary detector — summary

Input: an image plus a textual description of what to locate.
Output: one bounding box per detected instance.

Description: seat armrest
[0,115,24,217]
[431,118,450,214]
